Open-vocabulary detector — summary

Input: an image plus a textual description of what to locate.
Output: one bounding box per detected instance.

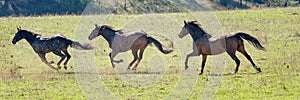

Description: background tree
[0,0,299,17]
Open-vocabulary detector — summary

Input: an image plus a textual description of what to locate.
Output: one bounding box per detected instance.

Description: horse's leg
[185,43,200,70]
[199,54,207,75]
[62,50,71,70]
[131,47,146,70]
[52,51,66,70]
[128,49,138,69]
[109,52,123,63]
[184,51,199,70]
[237,48,262,73]
[227,52,240,74]
[37,53,58,70]
[109,51,120,68]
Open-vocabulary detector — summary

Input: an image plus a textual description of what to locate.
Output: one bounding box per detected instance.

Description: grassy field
[0,7,299,99]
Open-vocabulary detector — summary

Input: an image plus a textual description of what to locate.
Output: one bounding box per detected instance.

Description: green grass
[0,7,299,99]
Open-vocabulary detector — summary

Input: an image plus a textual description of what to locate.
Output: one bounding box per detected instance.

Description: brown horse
[178,21,266,75]
[12,27,94,70]
[88,24,173,70]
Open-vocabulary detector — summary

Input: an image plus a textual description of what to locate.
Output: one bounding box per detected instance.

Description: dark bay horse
[12,27,94,70]
[178,21,266,75]
[88,24,173,70]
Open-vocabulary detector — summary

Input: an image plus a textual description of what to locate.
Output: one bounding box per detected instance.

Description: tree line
[0,0,299,17]
[211,0,300,9]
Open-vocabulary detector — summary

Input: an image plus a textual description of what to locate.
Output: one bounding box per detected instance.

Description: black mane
[186,21,207,35]
[102,25,123,34]
[19,30,41,37]
[20,30,67,41]
[185,21,208,41]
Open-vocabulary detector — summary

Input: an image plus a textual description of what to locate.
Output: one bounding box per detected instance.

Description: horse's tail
[147,37,174,54]
[235,32,266,51]
[69,40,94,50]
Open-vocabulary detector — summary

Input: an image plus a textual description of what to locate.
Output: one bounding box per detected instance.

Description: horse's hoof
[64,66,67,70]
[54,68,60,71]
[198,72,203,75]
[49,61,55,64]
[57,66,62,70]
[185,66,189,70]
[257,68,262,72]
[231,71,237,74]
[115,59,123,63]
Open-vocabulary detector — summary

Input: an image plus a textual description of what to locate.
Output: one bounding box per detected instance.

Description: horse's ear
[184,20,187,25]
[95,24,98,27]
[17,27,21,31]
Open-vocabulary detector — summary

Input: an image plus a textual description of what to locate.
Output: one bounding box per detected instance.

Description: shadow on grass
[64,69,262,76]
[206,72,262,76]
[63,71,170,75]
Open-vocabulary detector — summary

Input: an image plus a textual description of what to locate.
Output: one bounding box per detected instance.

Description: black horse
[12,27,94,70]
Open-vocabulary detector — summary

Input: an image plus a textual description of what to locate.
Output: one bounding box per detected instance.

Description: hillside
[0,0,299,16]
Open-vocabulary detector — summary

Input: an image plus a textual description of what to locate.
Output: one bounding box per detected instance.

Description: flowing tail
[69,40,94,50]
[235,32,266,51]
[147,37,174,54]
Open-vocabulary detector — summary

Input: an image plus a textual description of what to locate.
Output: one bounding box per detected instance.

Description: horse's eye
[100,27,104,30]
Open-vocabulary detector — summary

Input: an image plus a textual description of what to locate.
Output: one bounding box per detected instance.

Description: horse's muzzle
[88,36,93,40]
[12,41,16,44]
[88,36,96,40]
[178,35,183,38]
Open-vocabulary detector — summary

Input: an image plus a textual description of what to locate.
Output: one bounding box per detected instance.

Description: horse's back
[118,30,147,42]
[53,34,67,38]
[121,30,146,36]
[195,34,228,55]
[112,30,147,52]
[33,34,71,52]
[37,34,67,40]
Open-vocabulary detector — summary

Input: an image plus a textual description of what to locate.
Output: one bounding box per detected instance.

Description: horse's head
[88,24,103,40]
[178,20,190,38]
[89,24,118,40]
[12,27,25,44]
[88,24,101,40]
[179,20,206,39]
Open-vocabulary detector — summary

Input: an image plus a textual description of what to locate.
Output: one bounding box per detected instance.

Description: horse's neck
[190,32,205,41]
[101,31,116,47]
[189,25,212,41]
[24,32,37,44]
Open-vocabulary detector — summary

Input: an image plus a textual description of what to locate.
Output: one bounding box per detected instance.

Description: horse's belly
[119,46,131,52]
[207,39,226,55]
[112,34,144,52]
[32,45,51,53]
[112,41,131,52]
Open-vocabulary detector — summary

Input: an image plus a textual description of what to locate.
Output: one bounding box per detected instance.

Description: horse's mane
[21,30,42,37]
[102,25,123,34]
[187,21,208,35]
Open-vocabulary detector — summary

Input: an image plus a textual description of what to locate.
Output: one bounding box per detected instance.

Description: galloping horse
[178,21,266,75]
[88,24,173,70]
[12,27,94,70]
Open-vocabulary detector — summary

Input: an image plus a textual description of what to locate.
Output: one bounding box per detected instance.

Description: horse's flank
[112,30,146,52]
